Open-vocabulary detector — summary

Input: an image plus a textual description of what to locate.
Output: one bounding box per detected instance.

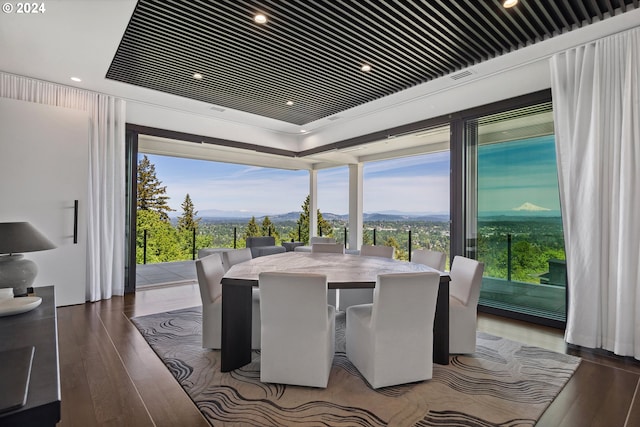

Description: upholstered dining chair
[221,247,252,273]
[195,253,261,349]
[310,236,337,245]
[346,272,440,389]
[219,248,262,349]
[293,236,338,253]
[311,242,345,254]
[448,256,484,354]
[360,244,395,259]
[338,244,394,312]
[412,249,446,271]
[259,272,335,388]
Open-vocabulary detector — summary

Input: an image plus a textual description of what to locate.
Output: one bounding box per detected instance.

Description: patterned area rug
[131,307,580,426]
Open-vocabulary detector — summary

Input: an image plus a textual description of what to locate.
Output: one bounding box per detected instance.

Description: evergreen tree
[136,210,181,263]
[243,216,261,239]
[177,193,199,231]
[291,195,311,244]
[176,193,203,259]
[288,195,333,244]
[362,228,373,245]
[261,216,280,242]
[383,236,406,260]
[317,210,333,237]
[137,155,173,221]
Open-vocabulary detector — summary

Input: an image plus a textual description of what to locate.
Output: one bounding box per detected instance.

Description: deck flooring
[136,260,197,288]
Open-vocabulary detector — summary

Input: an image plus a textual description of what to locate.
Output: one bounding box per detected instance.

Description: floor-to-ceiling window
[133,151,308,287]
[362,125,451,262]
[124,90,565,325]
[464,102,566,324]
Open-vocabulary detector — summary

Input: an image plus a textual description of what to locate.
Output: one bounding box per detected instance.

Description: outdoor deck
[136,260,197,288]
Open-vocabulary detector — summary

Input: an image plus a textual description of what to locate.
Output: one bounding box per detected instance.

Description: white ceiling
[1,1,639,167]
[138,122,451,171]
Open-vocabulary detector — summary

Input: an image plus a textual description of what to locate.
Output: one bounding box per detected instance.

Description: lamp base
[0,254,37,297]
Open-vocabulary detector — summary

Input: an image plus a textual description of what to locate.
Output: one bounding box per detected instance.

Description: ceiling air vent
[450,70,474,81]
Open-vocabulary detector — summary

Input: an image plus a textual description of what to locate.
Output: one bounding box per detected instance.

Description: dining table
[220,251,451,372]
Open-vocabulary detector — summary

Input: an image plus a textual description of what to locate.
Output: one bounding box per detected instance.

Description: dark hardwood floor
[478,314,640,427]
[56,283,640,426]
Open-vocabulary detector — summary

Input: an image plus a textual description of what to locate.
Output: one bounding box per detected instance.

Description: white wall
[0,97,89,306]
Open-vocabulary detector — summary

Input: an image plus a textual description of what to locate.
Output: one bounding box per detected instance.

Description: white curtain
[0,72,126,301]
[550,28,640,358]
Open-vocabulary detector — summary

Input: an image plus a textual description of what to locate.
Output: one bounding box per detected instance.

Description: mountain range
[176,202,558,222]
[185,209,450,223]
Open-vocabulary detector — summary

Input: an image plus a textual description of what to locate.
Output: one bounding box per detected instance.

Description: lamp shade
[0,222,56,254]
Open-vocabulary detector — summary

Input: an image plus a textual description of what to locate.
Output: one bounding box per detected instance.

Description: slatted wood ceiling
[106,0,639,125]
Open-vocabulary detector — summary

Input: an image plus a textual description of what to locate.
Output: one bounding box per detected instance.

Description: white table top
[222,251,449,288]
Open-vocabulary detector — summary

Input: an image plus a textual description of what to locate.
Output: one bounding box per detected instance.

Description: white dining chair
[360,244,395,259]
[412,249,446,271]
[259,272,335,388]
[310,237,336,245]
[195,253,261,349]
[293,237,338,253]
[311,242,345,254]
[338,245,394,312]
[221,248,252,273]
[448,256,484,354]
[346,272,440,389]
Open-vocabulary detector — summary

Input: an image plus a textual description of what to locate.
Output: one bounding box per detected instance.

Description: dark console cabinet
[0,286,60,426]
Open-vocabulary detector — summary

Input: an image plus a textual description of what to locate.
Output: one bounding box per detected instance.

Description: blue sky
[478,135,561,213]
[143,152,450,216]
[143,135,558,217]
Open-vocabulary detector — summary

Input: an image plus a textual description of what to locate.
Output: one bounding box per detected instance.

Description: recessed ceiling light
[300,129,307,133]
[70,77,82,82]
[503,0,518,8]
[286,100,294,106]
[360,64,372,72]
[193,73,203,80]
[254,13,267,24]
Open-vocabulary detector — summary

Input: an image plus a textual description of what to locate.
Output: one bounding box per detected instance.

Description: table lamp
[0,222,56,297]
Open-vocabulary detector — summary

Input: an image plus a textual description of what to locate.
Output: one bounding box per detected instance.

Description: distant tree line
[136,156,335,263]
[136,155,214,263]
[240,195,333,245]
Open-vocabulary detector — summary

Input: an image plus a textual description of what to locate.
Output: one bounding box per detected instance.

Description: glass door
[465,102,567,324]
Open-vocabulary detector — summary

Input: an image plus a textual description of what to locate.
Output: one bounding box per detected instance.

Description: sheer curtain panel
[1,72,126,301]
[550,28,640,358]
